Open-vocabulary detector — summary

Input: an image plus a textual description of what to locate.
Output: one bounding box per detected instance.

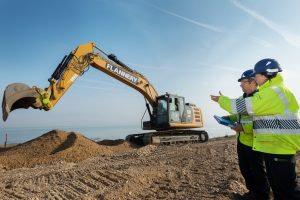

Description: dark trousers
[264,153,300,200]
[237,141,270,200]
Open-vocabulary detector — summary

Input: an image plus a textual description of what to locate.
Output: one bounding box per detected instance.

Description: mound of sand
[0,130,134,169]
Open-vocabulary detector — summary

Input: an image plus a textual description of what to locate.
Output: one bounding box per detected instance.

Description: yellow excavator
[2,42,208,145]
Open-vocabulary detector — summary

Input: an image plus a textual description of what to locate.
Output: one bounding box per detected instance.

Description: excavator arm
[2,42,158,121]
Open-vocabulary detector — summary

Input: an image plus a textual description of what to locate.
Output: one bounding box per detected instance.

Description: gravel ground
[0,130,299,199]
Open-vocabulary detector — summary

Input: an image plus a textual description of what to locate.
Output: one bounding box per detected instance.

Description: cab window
[157,99,167,115]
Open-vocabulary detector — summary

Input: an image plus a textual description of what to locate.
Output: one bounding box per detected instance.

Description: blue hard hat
[254,58,282,75]
[238,69,255,82]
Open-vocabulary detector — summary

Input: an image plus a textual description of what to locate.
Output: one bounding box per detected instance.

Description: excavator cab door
[168,96,184,123]
[156,98,169,128]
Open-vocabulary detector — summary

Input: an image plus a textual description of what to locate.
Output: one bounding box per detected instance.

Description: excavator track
[126,130,208,146]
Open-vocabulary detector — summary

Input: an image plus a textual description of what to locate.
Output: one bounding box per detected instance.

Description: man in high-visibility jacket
[225,69,270,200]
[211,58,300,199]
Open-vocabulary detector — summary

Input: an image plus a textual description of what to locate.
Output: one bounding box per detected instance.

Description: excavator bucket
[2,83,42,121]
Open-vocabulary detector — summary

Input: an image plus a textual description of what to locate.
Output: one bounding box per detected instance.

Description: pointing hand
[210,95,220,102]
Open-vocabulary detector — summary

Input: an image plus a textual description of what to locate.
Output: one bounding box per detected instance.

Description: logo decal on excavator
[70,74,79,82]
[106,64,138,84]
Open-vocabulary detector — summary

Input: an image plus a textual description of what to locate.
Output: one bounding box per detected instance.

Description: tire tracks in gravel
[0,145,161,199]
[1,138,286,199]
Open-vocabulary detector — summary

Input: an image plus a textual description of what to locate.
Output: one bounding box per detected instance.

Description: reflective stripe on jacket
[218,74,300,154]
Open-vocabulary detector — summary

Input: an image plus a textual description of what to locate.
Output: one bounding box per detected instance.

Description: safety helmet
[238,69,255,82]
[254,58,282,76]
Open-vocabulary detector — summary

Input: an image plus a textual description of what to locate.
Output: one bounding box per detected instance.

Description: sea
[0,125,234,144]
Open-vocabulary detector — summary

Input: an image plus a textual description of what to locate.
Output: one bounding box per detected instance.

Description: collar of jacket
[259,73,284,90]
[243,89,258,98]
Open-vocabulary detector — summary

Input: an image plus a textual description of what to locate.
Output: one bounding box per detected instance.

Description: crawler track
[126,130,209,146]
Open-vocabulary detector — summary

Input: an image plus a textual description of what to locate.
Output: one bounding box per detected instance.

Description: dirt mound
[0,130,116,169]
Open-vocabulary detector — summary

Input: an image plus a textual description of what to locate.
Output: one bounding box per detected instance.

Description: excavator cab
[139,93,207,145]
[155,94,183,128]
[2,83,43,121]
[143,93,202,130]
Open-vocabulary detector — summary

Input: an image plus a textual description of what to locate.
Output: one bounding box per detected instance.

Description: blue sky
[1,0,300,136]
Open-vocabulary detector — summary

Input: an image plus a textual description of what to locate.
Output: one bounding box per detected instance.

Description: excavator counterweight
[2,83,43,121]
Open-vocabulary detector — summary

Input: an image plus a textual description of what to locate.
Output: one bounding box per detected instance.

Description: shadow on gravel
[51,132,77,154]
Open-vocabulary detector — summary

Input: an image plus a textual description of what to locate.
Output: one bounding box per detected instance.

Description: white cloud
[126,62,173,71]
[231,0,300,47]
[144,2,223,33]
[129,61,242,73]
[251,36,274,48]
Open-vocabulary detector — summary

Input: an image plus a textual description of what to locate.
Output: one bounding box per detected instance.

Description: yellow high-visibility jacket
[228,114,253,147]
[218,74,300,154]
[227,92,257,147]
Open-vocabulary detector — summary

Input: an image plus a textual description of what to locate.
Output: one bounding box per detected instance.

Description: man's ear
[249,79,257,86]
